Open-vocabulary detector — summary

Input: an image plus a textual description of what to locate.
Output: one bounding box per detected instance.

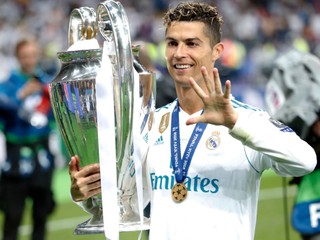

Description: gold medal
[171,182,188,203]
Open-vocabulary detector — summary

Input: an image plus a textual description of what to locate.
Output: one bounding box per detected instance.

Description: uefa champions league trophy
[49,1,155,235]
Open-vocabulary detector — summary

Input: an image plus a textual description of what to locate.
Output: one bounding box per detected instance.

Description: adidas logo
[154,135,164,145]
[143,132,148,143]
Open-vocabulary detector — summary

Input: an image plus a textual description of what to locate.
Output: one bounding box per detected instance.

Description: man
[69,2,316,239]
[0,38,56,240]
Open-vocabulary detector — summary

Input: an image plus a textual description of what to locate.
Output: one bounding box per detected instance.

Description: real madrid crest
[206,131,221,150]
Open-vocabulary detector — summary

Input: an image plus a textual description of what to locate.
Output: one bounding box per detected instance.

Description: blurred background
[1,0,320,239]
[1,0,320,107]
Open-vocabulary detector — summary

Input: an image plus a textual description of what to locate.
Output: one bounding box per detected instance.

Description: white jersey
[141,99,316,240]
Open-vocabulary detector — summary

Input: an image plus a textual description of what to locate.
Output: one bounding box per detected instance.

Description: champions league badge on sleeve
[269,118,294,132]
[206,131,221,150]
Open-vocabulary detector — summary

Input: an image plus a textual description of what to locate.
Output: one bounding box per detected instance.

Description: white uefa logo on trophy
[49,0,155,237]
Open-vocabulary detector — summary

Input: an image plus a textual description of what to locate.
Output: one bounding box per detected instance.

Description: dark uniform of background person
[136,41,177,108]
[0,38,56,240]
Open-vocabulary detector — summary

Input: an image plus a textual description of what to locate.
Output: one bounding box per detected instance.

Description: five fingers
[189,66,231,99]
[186,67,232,126]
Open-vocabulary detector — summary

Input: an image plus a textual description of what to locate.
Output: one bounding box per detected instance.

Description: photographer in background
[265,49,320,240]
[0,37,56,240]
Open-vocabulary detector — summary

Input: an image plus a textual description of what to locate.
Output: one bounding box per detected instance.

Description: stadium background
[1,0,320,239]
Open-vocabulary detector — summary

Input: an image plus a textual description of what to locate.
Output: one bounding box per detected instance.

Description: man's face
[17,42,39,74]
[165,21,215,88]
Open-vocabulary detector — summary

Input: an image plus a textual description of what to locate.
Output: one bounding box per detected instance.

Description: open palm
[186,67,238,129]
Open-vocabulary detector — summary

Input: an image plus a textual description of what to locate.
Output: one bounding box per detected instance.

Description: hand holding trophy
[49,0,155,237]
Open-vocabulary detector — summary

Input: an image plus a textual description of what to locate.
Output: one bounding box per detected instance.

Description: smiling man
[69,2,317,240]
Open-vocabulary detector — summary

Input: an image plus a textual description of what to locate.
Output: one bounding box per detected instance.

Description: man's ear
[212,42,224,62]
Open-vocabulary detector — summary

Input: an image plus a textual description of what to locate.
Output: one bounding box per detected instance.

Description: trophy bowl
[49,1,154,235]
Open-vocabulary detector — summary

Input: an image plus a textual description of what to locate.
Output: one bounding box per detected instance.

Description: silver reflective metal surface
[50,49,102,167]
[49,1,154,235]
[68,7,98,47]
[97,0,134,183]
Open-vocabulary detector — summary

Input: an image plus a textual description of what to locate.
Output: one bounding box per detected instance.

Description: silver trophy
[49,0,155,235]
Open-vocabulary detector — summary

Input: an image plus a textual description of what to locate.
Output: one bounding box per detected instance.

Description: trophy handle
[96,1,134,169]
[68,7,98,47]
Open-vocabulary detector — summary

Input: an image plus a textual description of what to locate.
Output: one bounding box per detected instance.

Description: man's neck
[176,87,204,115]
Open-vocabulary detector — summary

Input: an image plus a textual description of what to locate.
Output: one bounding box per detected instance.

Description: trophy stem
[74,193,150,235]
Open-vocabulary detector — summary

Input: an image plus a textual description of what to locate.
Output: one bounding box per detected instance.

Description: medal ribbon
[170,102,207,183]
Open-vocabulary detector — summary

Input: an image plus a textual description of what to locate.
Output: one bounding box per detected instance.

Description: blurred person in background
[136,41,177,108]
[0,38,56,240]
[265,49,320,240]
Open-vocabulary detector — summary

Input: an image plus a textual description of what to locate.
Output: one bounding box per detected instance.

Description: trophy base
[74,217,150,235]
[74,218,104,235]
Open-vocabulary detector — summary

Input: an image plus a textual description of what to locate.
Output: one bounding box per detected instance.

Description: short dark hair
[163,2,223,46]
[15,37,38,57]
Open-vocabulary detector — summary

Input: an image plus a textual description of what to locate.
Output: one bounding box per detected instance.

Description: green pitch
[0,168,302,240]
